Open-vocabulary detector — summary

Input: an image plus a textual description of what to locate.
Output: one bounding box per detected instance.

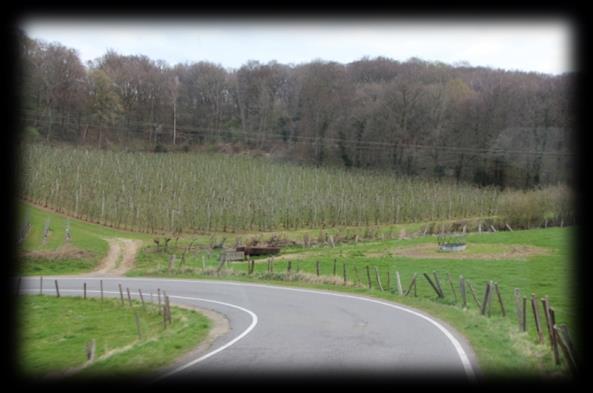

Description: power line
[21,111,575,158]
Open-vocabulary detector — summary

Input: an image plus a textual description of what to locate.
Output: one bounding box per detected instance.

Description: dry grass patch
[23,243,94,261]
[373,243,551,261]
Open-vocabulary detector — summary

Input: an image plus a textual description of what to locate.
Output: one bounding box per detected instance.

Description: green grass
[18,202,153,276]
[16,201,577,378]
[127,226,576,378]
[18,295,210,378]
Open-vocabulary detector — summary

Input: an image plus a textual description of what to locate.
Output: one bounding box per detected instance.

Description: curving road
[19,276,480,381]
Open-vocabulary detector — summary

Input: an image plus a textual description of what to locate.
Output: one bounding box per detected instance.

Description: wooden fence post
[467,280,481,309]
[333,259,337,276]
[494,282,506,317]
[100,280,103,302]
[118,284,124,306]
[39,276,43,296]
[374,267,384,291]
[343,263,347,285]
[531,294,544,344]
[433,271,445,298]
[165,295,172,324]
[460,276,467,308]
[86,339,96,363]
[126,288,133,307]
[405,273,417,297]
[541,296,553,348]
[396,271,403,296]
[54,280,60,298]
[480,282,491,315]
[554,325,577,373]
[157,288,162,314]
[366,266,372,289]
[386,271,391,292]
[447,273,457,303]
[549,307,561,365]
[316,261,320,277]
[287,260,292,274]
[514,288,523,330]
[423,273,444,298]
[139,289,145,308]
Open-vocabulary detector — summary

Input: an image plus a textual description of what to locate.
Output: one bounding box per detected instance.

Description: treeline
[19,31,575,189]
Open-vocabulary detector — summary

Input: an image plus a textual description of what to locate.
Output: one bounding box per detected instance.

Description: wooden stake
[480,282,491,315]
[366,265,372,289]
[467,280,481,309]
[118,284,124,306]
[84,282,87,299]
[514,288,522,330]
[459,276,467,308]
[494,282,506,316]
[40,276,43,296]
[54,280,60,298]
[139,289,145,308]
[554,324,577,373]
[126,287,133,307]
[316,261,320,277]
[157,288,162,314]
[541,296,553,348]
[396,271,403,296]
[447,273,457,303]
[549,307,560,365]
[333,259,337,276]
[386,271,391,291]
[100,280,103,302]
[433,271,445,298]
[405,273,417,296]
[374,267,384,291]
[165,295,172,324]
[86,339,96,363]
[343,263,347,285]
[287,260,292,274]
[531,294,544,343]
[423,273,444,298]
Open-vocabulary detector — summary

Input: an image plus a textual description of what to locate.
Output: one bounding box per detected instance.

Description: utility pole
[173,75,179,145]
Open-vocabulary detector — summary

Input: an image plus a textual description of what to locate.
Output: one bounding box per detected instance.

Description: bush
[498,185,572,229]
[153,143,168,153]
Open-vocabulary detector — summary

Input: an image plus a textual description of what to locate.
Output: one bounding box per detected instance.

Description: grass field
[18,295,210,378]
[127,226,576,378]
[16,201,577,378]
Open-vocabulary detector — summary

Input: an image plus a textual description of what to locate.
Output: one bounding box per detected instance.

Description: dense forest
[18,31,575,189]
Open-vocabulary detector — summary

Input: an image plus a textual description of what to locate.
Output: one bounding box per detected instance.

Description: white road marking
[23,277,477,380]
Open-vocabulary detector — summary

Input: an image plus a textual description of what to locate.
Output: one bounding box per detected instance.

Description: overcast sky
[21,18,574,75]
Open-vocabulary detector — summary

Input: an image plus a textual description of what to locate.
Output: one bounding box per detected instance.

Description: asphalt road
[19,276,479,381]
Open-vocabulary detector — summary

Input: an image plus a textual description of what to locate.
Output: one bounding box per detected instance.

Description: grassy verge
[17,295,210,378]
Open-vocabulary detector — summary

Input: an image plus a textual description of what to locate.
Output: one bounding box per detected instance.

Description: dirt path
[87,238,143,277]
